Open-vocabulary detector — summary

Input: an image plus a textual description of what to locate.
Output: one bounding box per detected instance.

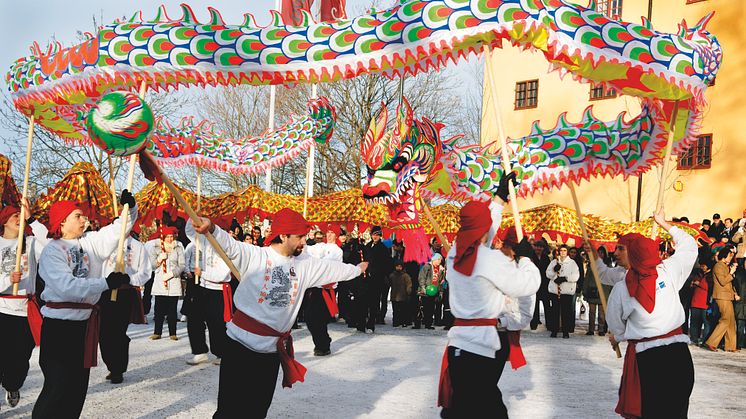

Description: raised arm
[484,250,541,298]
[84,204,138,262]
[304,257,365,288]
[655,209,697,290]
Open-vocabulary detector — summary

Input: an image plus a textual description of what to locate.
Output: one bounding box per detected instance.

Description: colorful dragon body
[8,0,720,149]
[147,96,336,173]
[361,92,706,262]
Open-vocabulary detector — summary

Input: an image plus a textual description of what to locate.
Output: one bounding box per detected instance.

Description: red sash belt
[0,294,42,346]
[231,309,307,388]
[44,302,100,368]
[222,283,234,322]
[321,284,339,317]
[506,331,527,370]
[438,318,498,408]
[616,327,684,419]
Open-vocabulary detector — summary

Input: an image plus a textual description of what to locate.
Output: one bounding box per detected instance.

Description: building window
[590,84,617,100]
[597,0,623,19]
[677,134,712,170]
[514,80,539,110]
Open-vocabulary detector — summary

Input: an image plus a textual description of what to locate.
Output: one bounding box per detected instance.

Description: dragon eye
[392,156,408,171]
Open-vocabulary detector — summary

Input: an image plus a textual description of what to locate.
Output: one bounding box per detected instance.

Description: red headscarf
[266,208,311,244]
[454,200,492,276]
[0,206,20,227]
[617,233,661,313]
[499,226,518,249]
[160,225,178,236]
[48,201,81,237]
[324,223,341,236]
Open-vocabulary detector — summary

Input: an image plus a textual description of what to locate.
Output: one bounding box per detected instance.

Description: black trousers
[154,296,178,336]
[304,288,331,351]
[142,274,154,315]
[336,281,354,323]
[441,288,453,328]
[636,342,694,418]
[392,301,408,326]
[530,294,550,329]
[354,281,379,331]
[548,294,575,333]
[440,345,508,419]
[377,283,390,322]
[420,295,437,328]
[0,312,35,392]
[214,338,281,419]
[33,318,90,418]
[187,287,229,357]
[99,288,137,374]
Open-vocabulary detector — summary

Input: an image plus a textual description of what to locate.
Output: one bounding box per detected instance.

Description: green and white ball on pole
[86,91,154,157]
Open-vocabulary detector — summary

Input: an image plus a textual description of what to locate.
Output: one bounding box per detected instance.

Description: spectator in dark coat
[387,261,412,327]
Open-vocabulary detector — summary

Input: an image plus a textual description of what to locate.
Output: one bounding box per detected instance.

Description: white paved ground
[2,312,744,418]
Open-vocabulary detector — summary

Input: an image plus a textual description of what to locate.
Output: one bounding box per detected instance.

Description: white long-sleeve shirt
[101,236,152,287]
[0,222,47,316]
[39,206,137,320]
[149,240,185,297]
[546,257,580,295]
[446,202,541,358]
[185,223,231,291]
[204,224,363,353]
[498,294,536,332]
[606,227,697,352]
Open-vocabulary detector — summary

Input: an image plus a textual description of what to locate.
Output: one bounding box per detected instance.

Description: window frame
[677,134,712,170]
[514,79,539,110]
[589,84,617,101]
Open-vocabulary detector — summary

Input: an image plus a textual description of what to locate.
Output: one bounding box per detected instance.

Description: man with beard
[192,208,368,418]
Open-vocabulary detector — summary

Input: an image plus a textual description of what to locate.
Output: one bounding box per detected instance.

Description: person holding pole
[191,208,367,418]
[595,208,698,419]
[32,191,136,418]
[99,231,151,384]
[0,201,44,411]
[437,173,540,419]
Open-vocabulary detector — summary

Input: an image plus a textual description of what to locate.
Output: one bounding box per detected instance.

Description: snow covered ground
[2,313,745,418]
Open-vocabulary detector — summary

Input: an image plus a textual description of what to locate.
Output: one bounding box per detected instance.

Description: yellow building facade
[481,0,745,224]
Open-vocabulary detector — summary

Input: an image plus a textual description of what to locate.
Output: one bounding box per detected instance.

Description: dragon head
[361,98,443,228]
[678,13,722,87]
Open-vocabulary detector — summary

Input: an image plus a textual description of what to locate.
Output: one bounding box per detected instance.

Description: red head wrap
[0,206,20,228]
[499,227,518,249]
[160,226,178,236]
[324,224,341,236]
[266,208,311,244]
[454,200,492,276]
[617,233,661,313]
[48,201,81,237]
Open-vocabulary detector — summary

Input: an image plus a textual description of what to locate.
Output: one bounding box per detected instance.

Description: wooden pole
[484,47,523,240]
[420,198,450,255]
[194,166,202,285]
[141,151,242,280]
[12,114,35,296]
[650,101,680,239]
[108,156,118,214]
[569,183,622,357]
[111,81,147,301]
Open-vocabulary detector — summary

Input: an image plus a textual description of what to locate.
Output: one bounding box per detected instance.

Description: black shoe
[562,333,570,339]
[413,325,421,329]
[530,325,538,330]
[598,332,606,337]
[347,323,357,328]
[443,326,451,331]
[585,331,594,336]
[313,349,331,356]
[109,373,124,384]
[105,372,113,380]
[425,326,435,330]
[550,332,558,338]
[6,390,20,407]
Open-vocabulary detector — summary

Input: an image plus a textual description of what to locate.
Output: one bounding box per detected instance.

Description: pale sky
[0,0,481,151]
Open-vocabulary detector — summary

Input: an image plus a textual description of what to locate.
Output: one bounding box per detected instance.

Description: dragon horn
[693,12,715,32]
[180,4,199,24]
